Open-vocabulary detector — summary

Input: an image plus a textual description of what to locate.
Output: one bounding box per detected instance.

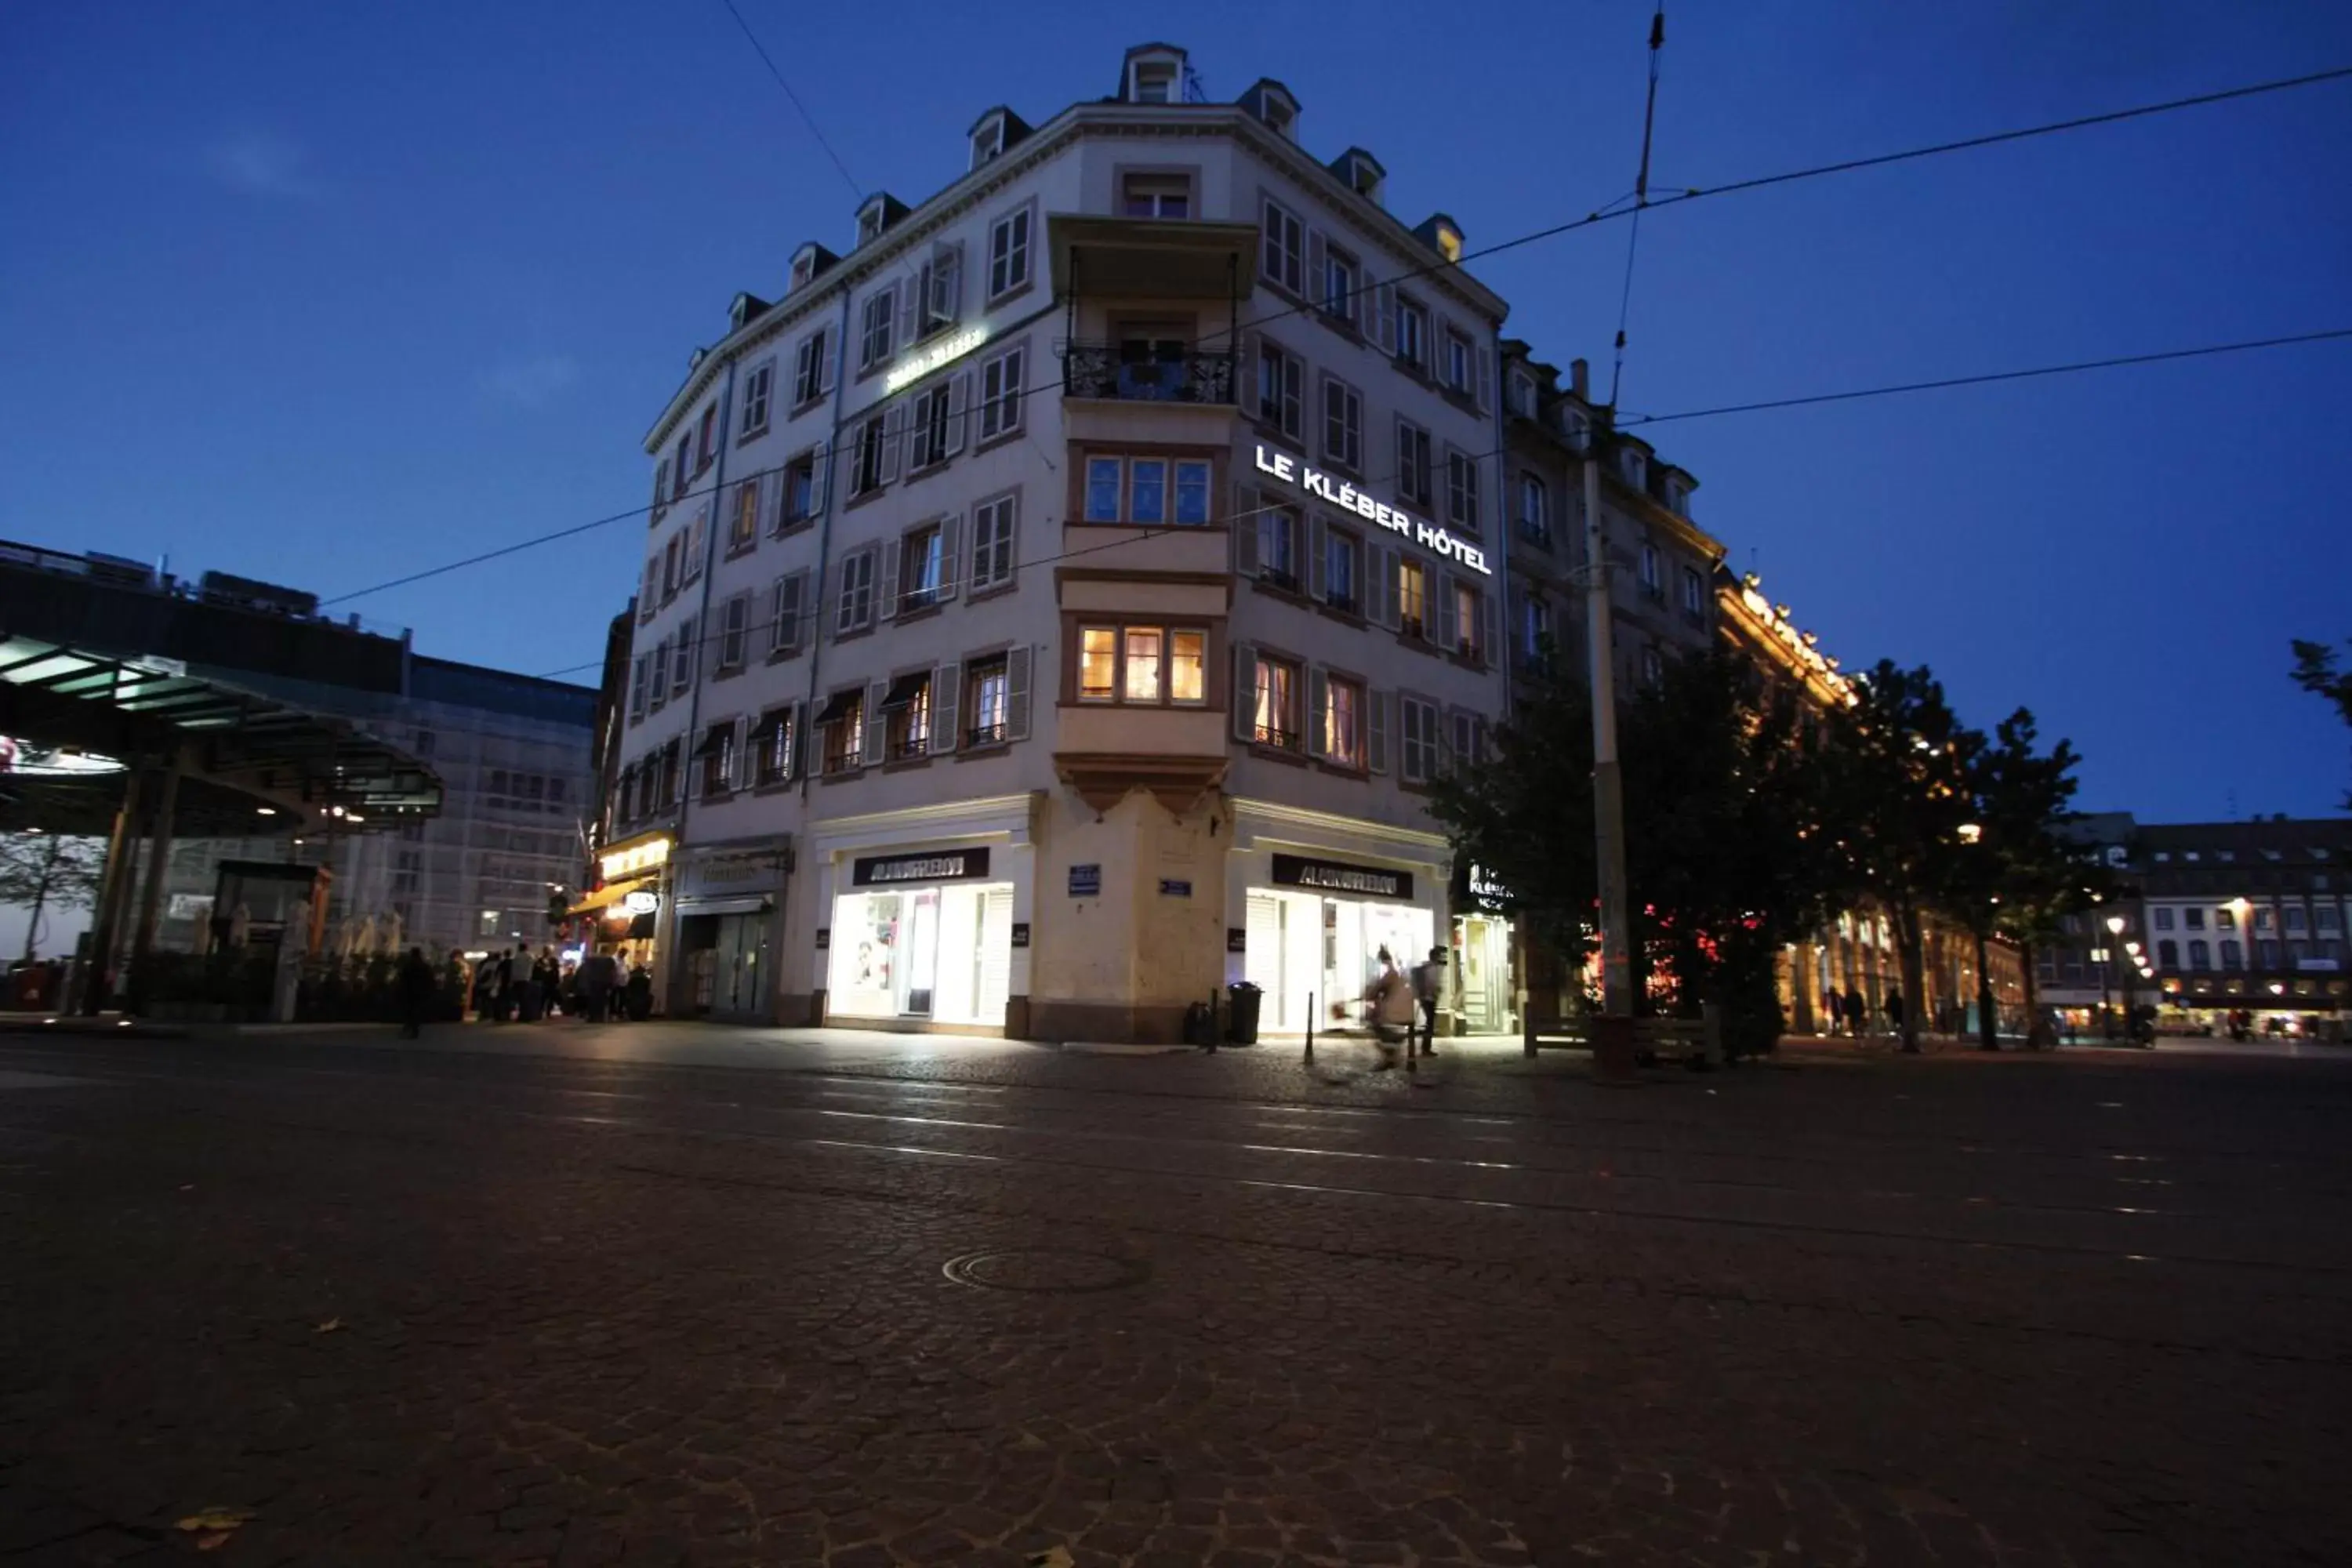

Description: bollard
[1304,992,1314,1063]
[1205,986,1218,1054]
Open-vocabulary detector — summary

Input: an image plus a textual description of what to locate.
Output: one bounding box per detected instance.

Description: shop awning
[814,689,860,724]
[880,672,928,710]
[676,895,771,917]
[567,874,655,916]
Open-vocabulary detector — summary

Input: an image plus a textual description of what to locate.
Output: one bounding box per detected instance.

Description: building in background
[0,541,594,960]
[2035,815,2350,1037]
[603,42,1510,1036]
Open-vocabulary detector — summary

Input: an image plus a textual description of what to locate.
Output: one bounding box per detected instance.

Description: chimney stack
[1570,358,1589,401]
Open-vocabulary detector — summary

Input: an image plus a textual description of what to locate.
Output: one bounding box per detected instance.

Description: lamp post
[2104,913,2128,1040]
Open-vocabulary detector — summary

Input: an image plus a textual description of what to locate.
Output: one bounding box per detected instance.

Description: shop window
[1398,558,1428,639]
[818,689,864,775]
[967,657,1010,746]
[883,672,932,760]
[1253,655,1301,750]
[1258,341,1303,438]
[1396,420,1432,508]
[754,706,796,786]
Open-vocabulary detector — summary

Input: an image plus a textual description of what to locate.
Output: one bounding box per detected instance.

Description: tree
[1431,644,1843,1058]
[1952,710,2085,1050]
[0,833,108,960]
[1820,663,1980,1054]
[2290,638,2352,806]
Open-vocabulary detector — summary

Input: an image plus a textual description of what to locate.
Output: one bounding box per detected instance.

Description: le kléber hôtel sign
[1253,443,1492,576]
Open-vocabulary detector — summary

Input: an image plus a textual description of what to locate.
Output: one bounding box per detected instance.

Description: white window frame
[1261,198,1304,296]
[1444,330,1473,394]
[793,328,829,408]
[971,492,1017,593]
[1396,298,1428,368]
[740,359,774,436]
[859,285,896,370]
[1322,376,1362,471]
[837,547,877,635]
[978,345,1025,441]
[1400,695,1439,784]
[988,206,1031,299]
[1445,448,1479,532]
[1258,339,1303,439]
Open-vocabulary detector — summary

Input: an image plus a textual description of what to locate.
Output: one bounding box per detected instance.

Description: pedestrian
[397,945,434,1039]
[534,949,561,1018]
[492,949,516,1022]
[1360,946,1412,1069]
[1824,987,1843,1036]
[1886,987,1906,1036]
[470,954,494,1021]
[624,959,653,1022]
[582,949,613,1022]
[1843,985,1866,1036]
[1410,946,1446,1057]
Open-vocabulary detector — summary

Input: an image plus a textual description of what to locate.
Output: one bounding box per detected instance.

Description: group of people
[390,945,652,1037]
[1823,984,1904,1037]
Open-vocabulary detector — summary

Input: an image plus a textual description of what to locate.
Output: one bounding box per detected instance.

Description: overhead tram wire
[717,0,861,198]
[1616,328,2352,428]
[319,62,2352,612]
[1607,3,1668,409]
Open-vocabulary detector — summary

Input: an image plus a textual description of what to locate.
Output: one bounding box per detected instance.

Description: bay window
[1076,624,1206,706]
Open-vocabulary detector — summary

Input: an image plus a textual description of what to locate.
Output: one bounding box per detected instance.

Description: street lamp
[2105,913,2129,1040]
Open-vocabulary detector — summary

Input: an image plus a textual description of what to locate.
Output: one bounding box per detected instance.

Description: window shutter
[1307,666,1328,757]
[1306,230,1326,308]
[945,371,971,456]
[1438,572,1459,649]
[781,569,807,654]
[1479,591,1496,668]
[937,512,961,601]
[864,682,887,765]
[1232,485,1261,577]
[1232,644,1258,743]
[1377,546,1399,629]
[826,560,848,641]
[818,329,837,395]
[940,241,964,322]
[1374,282,1396,353]
[895,281,919,351]
[1005,645,1033,739]
[1475,341,1494,414]
[808,444,830,517]
[1367,689,1389,774]
[683,507,707,583]
[629,655,648,720]
[879,537,902,620]
[879,404,904,485]
[639,555,659,613]
[733,716,753,789]
[932,662,960,753]
[1308,514,1327,602]
[677,614,698,692]
[652,459,670,513]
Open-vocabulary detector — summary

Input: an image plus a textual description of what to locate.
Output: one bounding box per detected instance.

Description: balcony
[1054,704,1229,813]
[1064,343,1236,405]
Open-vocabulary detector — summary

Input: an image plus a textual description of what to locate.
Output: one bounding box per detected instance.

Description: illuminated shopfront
[1449,862,1518,1035]
[1243,853,1433,1034]
[825,847,1016,1027]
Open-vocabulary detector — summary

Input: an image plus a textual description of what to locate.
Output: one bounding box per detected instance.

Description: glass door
[899,889,940,1017]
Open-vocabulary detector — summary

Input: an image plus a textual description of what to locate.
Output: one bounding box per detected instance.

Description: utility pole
[1584,445,1636,1078]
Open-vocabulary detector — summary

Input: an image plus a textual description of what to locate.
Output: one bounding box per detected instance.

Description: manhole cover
[942,1249,1150,1294]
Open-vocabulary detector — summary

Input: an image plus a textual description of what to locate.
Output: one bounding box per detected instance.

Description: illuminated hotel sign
[1254,443,1492,576]
[884,325,989,393]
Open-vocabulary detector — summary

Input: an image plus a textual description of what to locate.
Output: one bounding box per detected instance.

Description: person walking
[1886,987,1907,1039]
[397,945,434,1039]
[1360,946,1412,1069]
[1410,946,1446,1058]
[580,949,613,1022]
[534,949,561,1019]
[1824,986,1843,1037]
[1843,985,1867,1036]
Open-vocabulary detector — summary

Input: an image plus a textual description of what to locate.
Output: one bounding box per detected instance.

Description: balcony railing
[1064,343,1237,405]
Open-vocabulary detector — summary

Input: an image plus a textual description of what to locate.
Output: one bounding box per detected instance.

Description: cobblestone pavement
[2,1024,2349,1566]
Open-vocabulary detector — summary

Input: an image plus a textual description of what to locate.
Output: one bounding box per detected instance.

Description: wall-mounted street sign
[1158,879,1192,898]
[1011,922,1031,949]
[1069,863,1102,898]
[1253,442,1491,575]
[1227,927,1248,954]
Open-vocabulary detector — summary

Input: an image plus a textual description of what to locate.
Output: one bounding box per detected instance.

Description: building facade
[0,542,594,960]
[602,43,1515,1040]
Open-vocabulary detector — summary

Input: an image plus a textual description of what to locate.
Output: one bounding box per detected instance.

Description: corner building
[606,44,1509,1039]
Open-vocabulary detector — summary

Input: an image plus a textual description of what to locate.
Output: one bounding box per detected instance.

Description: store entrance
[829,883,1014,1028]
[1245,889,1431,1033]
[1453,914,1513,1033]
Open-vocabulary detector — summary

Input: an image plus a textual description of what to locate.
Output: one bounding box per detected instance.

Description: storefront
[672,837,788,1021]
[569,831,671,983]
[1242,851,1433,1035]
[1449,862,1519,1036]
[826,846,1018,1029]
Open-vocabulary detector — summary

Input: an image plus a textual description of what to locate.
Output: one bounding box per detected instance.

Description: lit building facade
[605,44,1511,1038]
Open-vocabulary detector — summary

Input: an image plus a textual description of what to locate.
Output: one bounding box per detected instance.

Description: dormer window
[1334,150,1385,205]
[1240,78,1301,141]
[1508,372,1537,417]
[1619,448,1646,491]
[971,117,1005,169]
[857,204,885,247]
[1433,224,1463,263]
[1133,60,1176,101]
[792,253,815,291]
[1262,97,1294,137]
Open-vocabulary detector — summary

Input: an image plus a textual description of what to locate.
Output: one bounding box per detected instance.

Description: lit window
[1123,630,1163,702]
[1080,628,1117,701]
[1398,559,1428,637]
[1253,657,1299,748]
[1324,677,1361,764]
[1170,631,1205,703]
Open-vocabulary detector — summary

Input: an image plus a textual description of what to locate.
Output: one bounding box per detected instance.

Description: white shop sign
[1253,442,1492,576]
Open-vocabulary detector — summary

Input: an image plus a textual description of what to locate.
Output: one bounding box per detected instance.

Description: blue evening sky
[5,1,2348,822]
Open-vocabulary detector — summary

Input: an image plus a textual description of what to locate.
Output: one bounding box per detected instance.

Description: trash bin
[1225,981,1262,1046]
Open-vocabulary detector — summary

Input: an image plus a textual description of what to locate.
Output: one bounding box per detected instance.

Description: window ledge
[736,423,770,445]
[1248,576,1315,610]
[955,742,1014,763]
[788,396,826,421]
[752,779,797,796]
[723,542,757,562]
[1245,742,1312,768]
[967,579,1018,603]
[711,665,746,683]
[883,753,934,773]
[818,767,866,785]
[765,646,804,666]
[889,599,946,626]
[1314,601,1367,630]
[840,488,889,512]
[773,515,817,538]
[1314,758,1370,780]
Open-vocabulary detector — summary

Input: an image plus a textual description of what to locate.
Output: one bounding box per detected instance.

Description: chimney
[1570,358,1589,401]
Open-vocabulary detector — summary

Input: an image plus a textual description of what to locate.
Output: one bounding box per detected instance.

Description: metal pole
[1583,448,1636,1078]
[81,766,147,1015]
[1303,991,1314,1063]
[126,751,183,1009]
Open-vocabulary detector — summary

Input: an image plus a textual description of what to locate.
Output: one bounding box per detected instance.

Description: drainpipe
[656,356,739,1014]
